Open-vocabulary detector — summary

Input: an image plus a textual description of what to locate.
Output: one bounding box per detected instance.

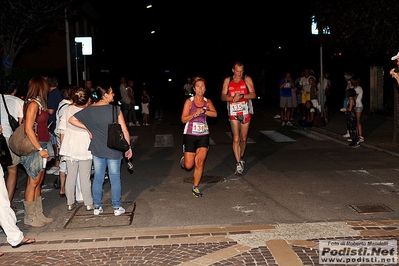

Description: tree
[0,0,77,77]
[311,0,399,142]
[310,0,399,61]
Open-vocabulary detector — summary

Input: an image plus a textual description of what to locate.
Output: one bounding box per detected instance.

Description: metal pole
[319,36,324,117]
[75,42,79,86]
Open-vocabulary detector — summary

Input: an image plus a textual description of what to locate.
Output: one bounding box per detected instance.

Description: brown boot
[35,196,54,224]
[23,201,45,227]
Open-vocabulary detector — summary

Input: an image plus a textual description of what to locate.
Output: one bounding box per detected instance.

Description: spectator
[119,76,132,126]
[141,89,151,126]
[298,100,315,128]
[69,83,132,216]
[351,76,364,143]
[180,76,217,197]
[54,84,74,198]
[342,72,353,138]
[127,79,140,126]
[20,77,53,227]
[298,68,315,119]
[341,88,360,147]
[317,71,331,123]
[0,76,24,211]
[59,87,93,211]
[46,76,63,176]
[278,72,294,126]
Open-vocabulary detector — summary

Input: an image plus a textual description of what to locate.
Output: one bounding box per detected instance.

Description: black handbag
[107,105,129,152]
[2,94,19,132]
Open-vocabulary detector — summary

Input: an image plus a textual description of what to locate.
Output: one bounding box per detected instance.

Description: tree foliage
[0,0,77,76]
[310,0,399,62]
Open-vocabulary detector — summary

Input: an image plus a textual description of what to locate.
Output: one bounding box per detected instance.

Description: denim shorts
[20,141,48,178]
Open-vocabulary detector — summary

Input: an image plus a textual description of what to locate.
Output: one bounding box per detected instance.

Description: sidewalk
[1,107,399,265]
[310,107,399,157]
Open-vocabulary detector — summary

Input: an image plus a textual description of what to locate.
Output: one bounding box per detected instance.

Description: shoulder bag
[8,100,39,156]
[1,94,20,132]
[107,105,130,152]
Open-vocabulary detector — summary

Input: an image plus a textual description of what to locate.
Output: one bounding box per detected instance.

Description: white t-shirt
[354,86,363,108]
[0,95,24,138]
[299,76,315,93]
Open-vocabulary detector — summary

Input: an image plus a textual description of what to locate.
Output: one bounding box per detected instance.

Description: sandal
[0,251,3,256]
[12,237,36,248]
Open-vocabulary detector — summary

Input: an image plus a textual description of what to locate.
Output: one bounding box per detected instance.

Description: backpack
[227,75,254,115]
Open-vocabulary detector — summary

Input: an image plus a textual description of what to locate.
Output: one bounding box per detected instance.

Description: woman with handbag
[69,83,132,216]
[20,77,53,227]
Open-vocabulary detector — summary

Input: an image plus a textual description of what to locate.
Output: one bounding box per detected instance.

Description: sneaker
[135,121,141,126]
[192,187,203,197]
[93,207,103,215]
[46,166,59,175]
[240,159,245,171]
[359,136,364,142]
[281,121,286,126]
[349,142,360,148]
[128,122,134,126]
[235,162,243,175]
[67,204,77,211]
[343,132,350,138]
[286,121,293,126]
[180,156,185,169]
[114,207,125,216]
[86,205,94,211]
[347,138,352,142]
[273,114,281,119]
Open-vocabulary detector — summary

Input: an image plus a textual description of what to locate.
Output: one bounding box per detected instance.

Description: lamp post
[311,15,330,118]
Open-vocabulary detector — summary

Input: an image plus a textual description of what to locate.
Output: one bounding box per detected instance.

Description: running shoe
[114,207,126,216]
[240,159,245,171]
[235,162,243,175]
[286,121,293,126]
[192,187,203,197]
[349,142,361,148]
[180,156,185,169]
[93,207,103,215]
[343,132,350,138]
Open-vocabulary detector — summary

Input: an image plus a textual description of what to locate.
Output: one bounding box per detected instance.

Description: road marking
[154,134,174,147]
[225,132,255,143]
[292,129,330,140]
[260,130,296,142]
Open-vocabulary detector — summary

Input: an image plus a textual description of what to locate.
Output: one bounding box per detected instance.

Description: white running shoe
[343,132,350,138]
[286,121,293,126]
[93,207,103,215]
[235,162,243,175]
[273,114,281,119]
[114,207,125,216]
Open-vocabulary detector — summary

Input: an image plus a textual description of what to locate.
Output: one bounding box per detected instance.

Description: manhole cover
[183,175,226,184]
[64,201,136,229]
[349,204,394,214]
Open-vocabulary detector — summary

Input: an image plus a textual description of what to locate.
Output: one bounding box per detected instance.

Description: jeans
[92,155,122,209]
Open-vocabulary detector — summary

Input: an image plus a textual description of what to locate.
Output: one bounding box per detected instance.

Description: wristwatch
[38,147,43,152]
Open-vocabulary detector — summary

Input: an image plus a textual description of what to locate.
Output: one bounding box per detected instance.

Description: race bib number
[229,102,248,116]
[192,122,208,134]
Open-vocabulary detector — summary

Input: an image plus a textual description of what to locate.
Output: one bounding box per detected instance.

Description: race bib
[192,122,208,134]
[229,102,248,116]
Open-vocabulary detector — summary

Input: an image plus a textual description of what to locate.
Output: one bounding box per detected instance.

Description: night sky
[95,0,317,102]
